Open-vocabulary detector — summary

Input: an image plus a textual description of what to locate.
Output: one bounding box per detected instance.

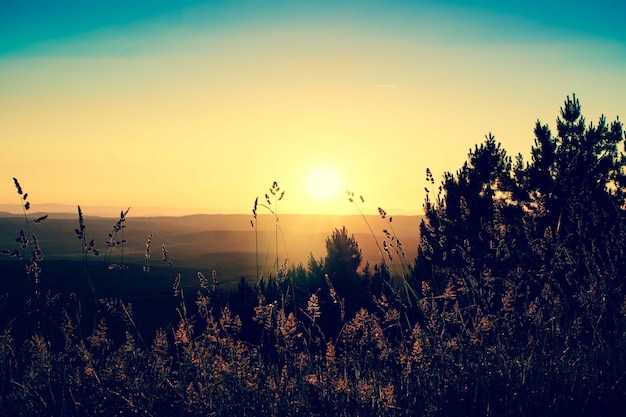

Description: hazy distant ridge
[0,213,423,272]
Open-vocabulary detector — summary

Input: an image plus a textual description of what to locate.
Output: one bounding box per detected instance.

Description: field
[0,211,421,337]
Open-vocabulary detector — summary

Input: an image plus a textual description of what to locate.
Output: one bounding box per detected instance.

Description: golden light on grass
[305,166,343,201]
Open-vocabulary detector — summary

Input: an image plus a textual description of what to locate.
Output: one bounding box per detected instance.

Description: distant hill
[0,213,423,282]
[0,203,200,217]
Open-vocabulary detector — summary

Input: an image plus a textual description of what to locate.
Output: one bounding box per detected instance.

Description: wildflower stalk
[6,178,47,323]
[256,181,288,277]
[13,177,32,245]
[164,244,187,317]
[347,192,418,312]
[378,207,418,306]
[269,181,283,273]
[346,191,385,264]
[75,205,98,299]
[104,207,130,269]
[143,233,153,272]
[251,197,259,280]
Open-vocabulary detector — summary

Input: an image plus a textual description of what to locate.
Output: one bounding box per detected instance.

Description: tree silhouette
[515,94,626,334]
[323,226,368,320]
[324,226,362,281]
[412,96,626,413]
[415,133,524,305]
[518,94,625,238]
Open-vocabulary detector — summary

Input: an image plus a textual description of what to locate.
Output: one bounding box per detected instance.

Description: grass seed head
[12,177,23,195]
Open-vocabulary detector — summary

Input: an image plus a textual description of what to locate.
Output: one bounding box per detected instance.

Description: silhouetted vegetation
[1,95,624,416]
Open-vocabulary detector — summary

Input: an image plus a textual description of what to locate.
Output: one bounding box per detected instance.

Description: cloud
[370,84,397,88]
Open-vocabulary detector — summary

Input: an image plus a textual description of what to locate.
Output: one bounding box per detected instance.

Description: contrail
[370,84,397,88]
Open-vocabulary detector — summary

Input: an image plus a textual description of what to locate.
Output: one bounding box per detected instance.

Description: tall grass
[347,191,418,309]
[253,181,289,279]
[1,178,47,325]
[0,177,624,417]
[104,207,130,269]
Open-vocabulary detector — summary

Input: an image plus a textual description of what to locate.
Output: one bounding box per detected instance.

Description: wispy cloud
[370,84,397,88]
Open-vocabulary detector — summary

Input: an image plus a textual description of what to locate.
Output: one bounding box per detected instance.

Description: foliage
[413,94,626,415]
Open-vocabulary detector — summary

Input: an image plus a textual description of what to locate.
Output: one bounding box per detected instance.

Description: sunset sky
[1,1,624,216]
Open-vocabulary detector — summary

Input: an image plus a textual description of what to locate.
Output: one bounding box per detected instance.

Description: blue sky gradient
[2,1,625,56]
[1,1,624,215]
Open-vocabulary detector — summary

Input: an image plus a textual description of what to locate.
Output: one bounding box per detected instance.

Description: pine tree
[415,133,523,301]
[517,94,626,338]
[412,96,626,412]
[323,226,367,319]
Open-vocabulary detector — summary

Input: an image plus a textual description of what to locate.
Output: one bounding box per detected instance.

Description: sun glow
[305,166,343,201]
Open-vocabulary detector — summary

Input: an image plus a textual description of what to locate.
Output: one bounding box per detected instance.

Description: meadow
[0,211,420,340]
[1,188,624,416]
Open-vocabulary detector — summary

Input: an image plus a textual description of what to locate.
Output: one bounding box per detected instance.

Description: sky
[1,0,625,216]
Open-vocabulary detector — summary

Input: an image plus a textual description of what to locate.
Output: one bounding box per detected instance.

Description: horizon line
[0,203,423,218]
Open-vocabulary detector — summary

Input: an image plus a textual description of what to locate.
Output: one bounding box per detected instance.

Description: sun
[305,166,343,200]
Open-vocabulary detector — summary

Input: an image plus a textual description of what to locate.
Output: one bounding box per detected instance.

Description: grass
[0,177,625,417]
